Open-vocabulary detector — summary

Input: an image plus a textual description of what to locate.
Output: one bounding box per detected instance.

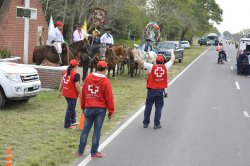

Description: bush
[0,48,11,59]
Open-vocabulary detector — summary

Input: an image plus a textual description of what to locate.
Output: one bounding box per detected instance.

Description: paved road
[74,44,250,166]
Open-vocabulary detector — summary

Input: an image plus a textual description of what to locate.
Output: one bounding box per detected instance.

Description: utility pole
[23,0,30,64]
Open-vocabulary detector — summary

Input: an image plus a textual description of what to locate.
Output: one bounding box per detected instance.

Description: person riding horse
[142,38,153,52]
[46,21,66,64]
[73,23,91,43]
[100,28,114,47]
[89,29,101,45]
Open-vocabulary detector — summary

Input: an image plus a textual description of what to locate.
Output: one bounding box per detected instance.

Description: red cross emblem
[63,73,70,84]
[154,67,165,77]
[88,85,99,94]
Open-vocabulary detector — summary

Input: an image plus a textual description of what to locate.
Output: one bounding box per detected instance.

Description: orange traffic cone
[5,148,12,166]
[79,112,85,130]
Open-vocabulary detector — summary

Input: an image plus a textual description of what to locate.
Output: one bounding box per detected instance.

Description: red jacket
[147,64,168,89]
[81,73,114,114]
[62,70,79,99]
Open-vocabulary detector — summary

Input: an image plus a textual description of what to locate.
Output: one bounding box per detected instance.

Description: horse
[130,48,157,77]
[88,44,106,73]
[105,47,119,78]
[69,39,93,81]
[33,39,90,66]
[33,39,92,81]
[33,44,70,65]
[112,44,129,75]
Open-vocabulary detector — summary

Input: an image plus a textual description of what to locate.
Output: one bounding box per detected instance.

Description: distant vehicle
[237,37,250,58]
[155,41,184,63]
[0,62,41,108]
[207,33,219,46]
[199,38,207,46]
[180,41,190,49]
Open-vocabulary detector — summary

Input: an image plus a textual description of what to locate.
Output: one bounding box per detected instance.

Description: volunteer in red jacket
[77,61,114,158]
[137,50,175,129]
[57,59,81,129]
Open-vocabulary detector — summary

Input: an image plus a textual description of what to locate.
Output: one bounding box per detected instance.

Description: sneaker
[143,124,148,128]
[91,152,105,158]
[66,125,77,129]
[75,152,84,158]
[71,122,79,126]
[154,125,162,129]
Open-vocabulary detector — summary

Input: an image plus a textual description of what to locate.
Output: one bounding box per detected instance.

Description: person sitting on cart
[142,38,153,52]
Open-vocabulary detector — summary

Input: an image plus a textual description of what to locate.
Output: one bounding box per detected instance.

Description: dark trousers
[64,97,77,128]
[218,51,226,63]
[143,89,164,126]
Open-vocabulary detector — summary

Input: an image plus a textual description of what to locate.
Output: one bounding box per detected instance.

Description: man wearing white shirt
[73,23,90,42]
[100,28,114,47]
[52,21,65,54]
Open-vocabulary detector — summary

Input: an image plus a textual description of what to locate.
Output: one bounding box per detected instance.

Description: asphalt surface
[74,44,250,166]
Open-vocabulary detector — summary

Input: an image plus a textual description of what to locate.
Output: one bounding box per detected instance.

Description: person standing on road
[135,51,175,129]
[57,59,81,129]
[237,49,248,75]
[77,61,115,158]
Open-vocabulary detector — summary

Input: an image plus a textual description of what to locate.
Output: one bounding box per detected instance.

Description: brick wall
[33,66,67,89]
[0,0,48,64]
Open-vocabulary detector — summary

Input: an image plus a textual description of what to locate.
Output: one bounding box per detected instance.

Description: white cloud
[215,0,250,34]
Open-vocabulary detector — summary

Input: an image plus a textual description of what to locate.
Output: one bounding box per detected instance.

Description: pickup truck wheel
[0,88,6,108]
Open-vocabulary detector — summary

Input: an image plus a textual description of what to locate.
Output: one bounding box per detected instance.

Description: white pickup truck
[0,61,41,108]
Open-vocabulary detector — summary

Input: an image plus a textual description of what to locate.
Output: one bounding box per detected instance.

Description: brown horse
[112,44,129,75]
[33,39,90,66]
[105,48,119,78]
[33,44,69,65]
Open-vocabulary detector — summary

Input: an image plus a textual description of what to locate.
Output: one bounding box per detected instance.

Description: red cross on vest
[63,73,70,84]
[88,85,99,94]
[154,66,165,77]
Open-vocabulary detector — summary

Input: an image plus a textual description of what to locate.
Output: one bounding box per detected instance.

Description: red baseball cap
[56,21,64,26]
[97,61,108,68]
[69,59,79,66]
[156,55,165,63]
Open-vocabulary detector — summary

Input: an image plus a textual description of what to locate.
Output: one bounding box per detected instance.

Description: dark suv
[199,38,207,46]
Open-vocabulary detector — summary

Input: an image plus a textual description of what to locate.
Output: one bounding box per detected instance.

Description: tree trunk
[62,0,68,23]
[180,27,188,41]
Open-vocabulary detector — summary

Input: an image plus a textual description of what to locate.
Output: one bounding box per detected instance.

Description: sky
[215,0,250,34]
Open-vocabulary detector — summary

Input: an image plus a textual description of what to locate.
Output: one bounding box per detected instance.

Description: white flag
[48,15,56,43]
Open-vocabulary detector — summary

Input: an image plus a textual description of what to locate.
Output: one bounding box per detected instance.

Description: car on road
[0,61,41,108]
[180,41,190,49]
[155,41,184,63]
[199,38,208,46]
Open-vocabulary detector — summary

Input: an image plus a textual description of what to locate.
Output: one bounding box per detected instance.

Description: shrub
[0,48,11,59]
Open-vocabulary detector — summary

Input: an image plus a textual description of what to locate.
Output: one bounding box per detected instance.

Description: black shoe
[154,125,161,129]
[143,124,148,128]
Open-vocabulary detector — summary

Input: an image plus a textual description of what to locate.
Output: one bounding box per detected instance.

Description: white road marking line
[243,111,250,118]
[235,81,240,90]
[76,48,210,166]
[231,66,233,70]
[228,59,230,62]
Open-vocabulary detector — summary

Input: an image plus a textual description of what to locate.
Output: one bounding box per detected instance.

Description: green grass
[0,44,208,166]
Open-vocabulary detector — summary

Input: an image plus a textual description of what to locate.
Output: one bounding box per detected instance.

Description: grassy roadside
[0,44,208,166]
